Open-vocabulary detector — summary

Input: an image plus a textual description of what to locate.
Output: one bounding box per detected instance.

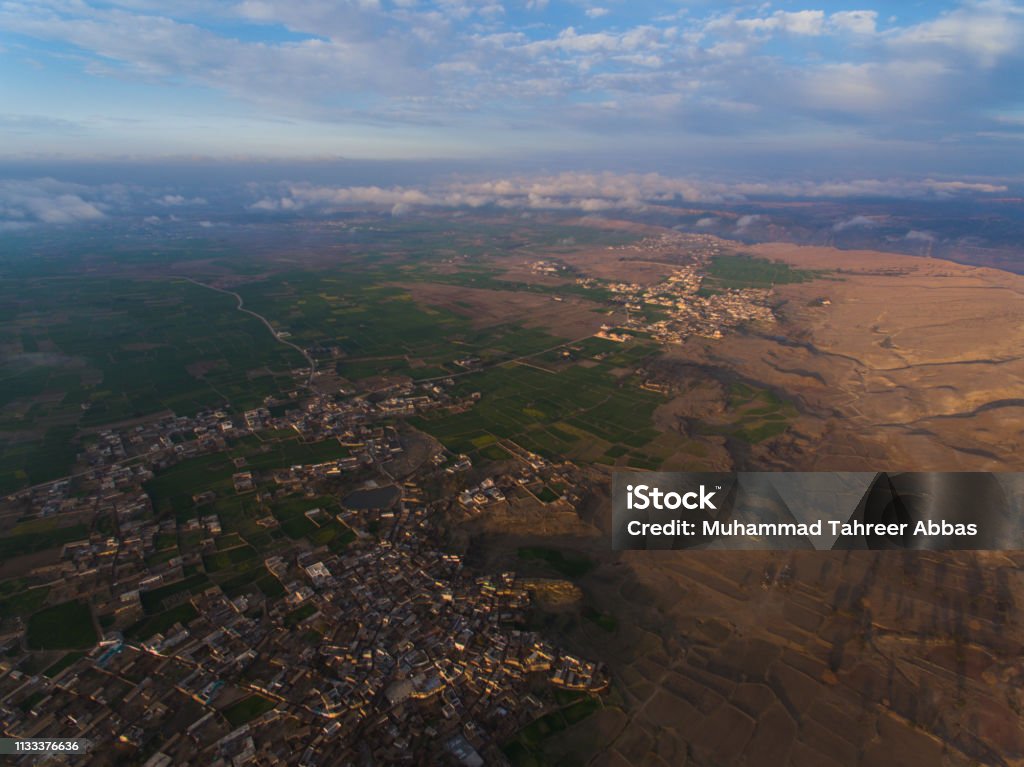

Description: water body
[343,485,401,510]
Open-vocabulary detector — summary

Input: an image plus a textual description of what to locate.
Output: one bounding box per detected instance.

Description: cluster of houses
[0,366,608,765]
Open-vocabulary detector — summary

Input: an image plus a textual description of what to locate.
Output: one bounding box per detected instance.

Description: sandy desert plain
[707,241,1024,472]
[452,221,1024,767]
[445,222,1024,474]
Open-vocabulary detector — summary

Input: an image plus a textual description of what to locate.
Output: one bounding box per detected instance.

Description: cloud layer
[1,170,1009,231]
[1,1,1024,166]
[0,178,107,228]
[248,173,1011,216]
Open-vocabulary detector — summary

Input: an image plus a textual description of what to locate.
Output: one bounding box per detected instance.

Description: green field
[283,603,318,628]
[582,606,618,633]
[517,547,595,578]
[0,583,50,620]
[0,215,643,492]
[238,275,479,365]
[0,277,305,492]
[700,254,826,294]
[125,603,200,641]
[410,341,677,467]
[503,697,602,766]
[235,271,578,382]
[140,573,210,613]
[535,486,560,503]
[222,694,277,727]
[257,574,286,599]
[26,600,98,650]
[0,522,89,561]
[695,381,798,444]
[203,545,257,573]
[144,435,350,516]
[43,651,87,678]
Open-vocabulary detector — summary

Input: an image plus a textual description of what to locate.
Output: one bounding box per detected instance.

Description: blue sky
[1,1,1023,179]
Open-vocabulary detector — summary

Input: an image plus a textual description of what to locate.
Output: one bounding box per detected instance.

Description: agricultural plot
[144,435,350,516]
[43,651,87,678]
[270,496,353,551]
[404,262,614,303]
[502,696,603,766]
[3,278,302,421]
[140,573,211,613]
[236,274,472,363]
[0,277,303,492]
[235,271,572,382]
[125,603,200,641]
[26,600,97,650]
[0,426,78,495]
[144,443,356,603]
[257,573,286,599]
[284,603,318,628]
[145,453,239,515]
[411,346,677,469]
[0,224,635,493]
[237,436,351,471]
[695,381,798,444]
[700,253,825,294]
[203,545,257,573]
[0,519,89,561]
[222,695,277,727]
[517,547,595,578]
[0,582,50,621]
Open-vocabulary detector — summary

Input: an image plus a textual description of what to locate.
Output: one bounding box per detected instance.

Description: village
[0,371,607,765]
[588,233,776,344]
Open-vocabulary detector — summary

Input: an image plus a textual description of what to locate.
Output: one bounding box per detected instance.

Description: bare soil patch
[407,282,615,339]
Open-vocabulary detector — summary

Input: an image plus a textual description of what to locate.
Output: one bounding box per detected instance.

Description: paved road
[179,276,317,386]
[412,334,601,384]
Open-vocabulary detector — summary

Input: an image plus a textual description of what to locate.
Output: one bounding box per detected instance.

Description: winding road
[179,276,317,386]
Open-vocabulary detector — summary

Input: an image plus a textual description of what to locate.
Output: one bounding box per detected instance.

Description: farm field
[0,216,641,493]
[144,434,351,516]
[699,253,825,294]
[413,335,730,471]
[26,600,97,650]
[0,276,303,492]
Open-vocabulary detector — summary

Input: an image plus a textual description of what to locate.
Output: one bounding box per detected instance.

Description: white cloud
[734,214,763,231]
[719,10,827,37]
[0,178,106,225]
[833,214,876,231]
[829,10,877,35]
[796,59,951,116]
[246,173,1010,218]
[889,1,1024,67]
[159,194,206,206]
[0,171,1011,230]
[0,0,425,112]
[520,25,667,56]
[3,0,1023,163]
[905,229,936,241]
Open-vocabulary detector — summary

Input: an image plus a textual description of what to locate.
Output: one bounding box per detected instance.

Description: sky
[1,1,1023,229]
[1,1,1023,171]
